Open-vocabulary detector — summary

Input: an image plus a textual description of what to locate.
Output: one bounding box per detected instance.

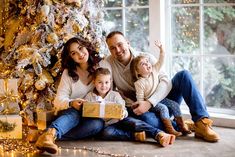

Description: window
[103,0,235,126]
[166,0,235,115]
[104,0,150,52]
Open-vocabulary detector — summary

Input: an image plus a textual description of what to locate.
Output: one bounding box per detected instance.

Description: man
[105,31,220,142]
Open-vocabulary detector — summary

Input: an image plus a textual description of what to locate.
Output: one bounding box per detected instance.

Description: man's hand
[132,100,152,115]
[70,98,86,111]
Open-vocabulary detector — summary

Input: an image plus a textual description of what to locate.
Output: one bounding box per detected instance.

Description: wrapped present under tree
[0,114,22,139]
[0,79,20,114]
[37,110,55,130]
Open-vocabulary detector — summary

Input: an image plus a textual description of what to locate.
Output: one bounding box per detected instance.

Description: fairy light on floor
[58,146,133,157]
[0,127,133,157]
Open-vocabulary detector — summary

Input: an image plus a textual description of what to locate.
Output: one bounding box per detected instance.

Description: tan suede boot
[175,117,192,135]
[184,119,195,132]
[195,118,220,142]
[35,128,58,154]
[162,119,182,137]
[134,131,146,142]
[155,132,175,147]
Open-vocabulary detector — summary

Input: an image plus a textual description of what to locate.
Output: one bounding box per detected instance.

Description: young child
[84,67,146,141]
[130,41,191,136]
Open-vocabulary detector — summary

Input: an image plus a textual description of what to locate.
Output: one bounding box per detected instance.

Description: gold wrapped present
[82,102,123,119]
[37,110,55,130]
[0,114,22,139]
[0,79,20,114]
[26,127,41,142]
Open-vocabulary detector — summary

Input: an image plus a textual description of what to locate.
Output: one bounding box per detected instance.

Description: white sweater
[53,59,112,112]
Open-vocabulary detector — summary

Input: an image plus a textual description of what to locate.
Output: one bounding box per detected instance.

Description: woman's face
[69,42,89,64]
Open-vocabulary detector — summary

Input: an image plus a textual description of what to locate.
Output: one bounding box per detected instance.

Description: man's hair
[93,67,111,80]
[106,31,124,42]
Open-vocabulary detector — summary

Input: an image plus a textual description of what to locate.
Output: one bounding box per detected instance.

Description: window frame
[163,0,235,128]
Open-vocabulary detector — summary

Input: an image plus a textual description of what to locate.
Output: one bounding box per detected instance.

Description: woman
[35,37,110,154]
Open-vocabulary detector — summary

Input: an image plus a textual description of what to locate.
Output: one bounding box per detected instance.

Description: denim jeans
[152,98,182,119]
[166,70,209,122]
[100,116,162,141]
[49,108,104,140]
[130,70,209,131]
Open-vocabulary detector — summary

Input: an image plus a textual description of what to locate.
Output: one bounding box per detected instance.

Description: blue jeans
[166,70,209,122]
[131,70,209,130]
[152,98,182,119]
[49,108,104,140]
[100,116,162,141]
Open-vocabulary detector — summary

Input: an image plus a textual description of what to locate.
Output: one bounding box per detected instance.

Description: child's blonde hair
[130,55,147,82]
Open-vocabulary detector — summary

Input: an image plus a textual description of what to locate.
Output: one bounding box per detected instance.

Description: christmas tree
[0,0,106,126]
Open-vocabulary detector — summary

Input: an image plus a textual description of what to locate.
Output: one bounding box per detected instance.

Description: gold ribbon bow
[0,79,19,114]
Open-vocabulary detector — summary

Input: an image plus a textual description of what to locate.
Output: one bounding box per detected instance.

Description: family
[35,31,220,154]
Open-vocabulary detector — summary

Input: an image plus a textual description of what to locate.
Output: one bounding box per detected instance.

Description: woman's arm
[53,70,73,112]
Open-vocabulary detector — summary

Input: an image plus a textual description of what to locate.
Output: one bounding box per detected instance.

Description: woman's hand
[70,98,86,111]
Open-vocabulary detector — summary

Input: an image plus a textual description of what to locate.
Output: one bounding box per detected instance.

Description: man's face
[106,34,131,64]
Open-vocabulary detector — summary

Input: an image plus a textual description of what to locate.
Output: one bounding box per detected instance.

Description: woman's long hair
[61,37,102,82]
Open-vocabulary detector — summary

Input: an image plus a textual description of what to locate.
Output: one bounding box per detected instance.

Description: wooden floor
[2,126,234,157]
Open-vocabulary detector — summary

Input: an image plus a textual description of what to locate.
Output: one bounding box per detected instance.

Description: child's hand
[155,40,164,55]
[155,40,162,49]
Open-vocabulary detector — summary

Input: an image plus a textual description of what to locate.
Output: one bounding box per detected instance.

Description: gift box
[37,110,55,130]
[0,79,20,114]
[26,127,41,142]
[0,114,22,139]
[82,102,123,119]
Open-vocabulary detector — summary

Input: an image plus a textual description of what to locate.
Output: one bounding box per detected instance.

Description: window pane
[125,8,149,52]
[204,57,235,109]
[204,0,235,3]
[104,10,123,33]
[171,0,199,4]
[171,7,200,54]
[104,0,122,7]
[126,0,149,6]
[204,6,235,54]
[172,56,201,87]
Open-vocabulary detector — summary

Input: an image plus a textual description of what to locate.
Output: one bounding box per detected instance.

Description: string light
[59,146,131,157]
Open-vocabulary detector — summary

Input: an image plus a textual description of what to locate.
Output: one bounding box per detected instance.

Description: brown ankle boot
[155,132,175,147]
[195,118,220,142]
[175,117,192,135]
[35,128,58,154]
[162,119,182,137]
[134,131,146,142]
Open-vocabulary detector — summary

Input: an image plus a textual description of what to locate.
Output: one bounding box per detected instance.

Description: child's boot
[134,131,146,142]
[175,116,192,135]
[35,128,58,154]
[155,132,175,147]
[162,119,182,137]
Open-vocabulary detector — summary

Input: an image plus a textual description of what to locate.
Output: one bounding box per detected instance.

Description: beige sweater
[134,52,172,104]
[106,48,172,107]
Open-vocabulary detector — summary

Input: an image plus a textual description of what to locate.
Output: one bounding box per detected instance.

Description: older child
[84,67,128,126]
[85,68,176,146]
[130,41,191,136]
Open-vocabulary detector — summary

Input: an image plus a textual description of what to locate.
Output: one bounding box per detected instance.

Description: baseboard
[181,110,235,129]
